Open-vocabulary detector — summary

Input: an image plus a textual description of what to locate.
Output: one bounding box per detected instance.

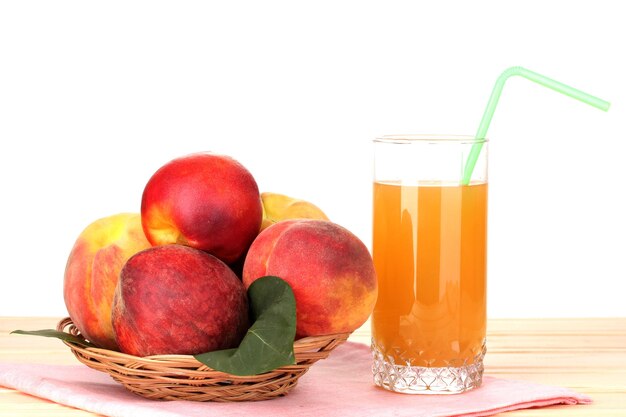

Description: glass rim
[374,134,488,144]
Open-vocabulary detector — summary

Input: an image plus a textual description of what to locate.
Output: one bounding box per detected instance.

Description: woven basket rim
[56,317,350,365]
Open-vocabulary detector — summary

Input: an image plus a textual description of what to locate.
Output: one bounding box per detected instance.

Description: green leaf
[194,276,297,376]
[11,329,97,348]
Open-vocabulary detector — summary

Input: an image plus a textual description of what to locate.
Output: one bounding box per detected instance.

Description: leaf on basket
[195,275,296,376]
[11,329,97,348]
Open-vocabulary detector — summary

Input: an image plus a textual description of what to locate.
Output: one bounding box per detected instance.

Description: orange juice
[372,181,487,368]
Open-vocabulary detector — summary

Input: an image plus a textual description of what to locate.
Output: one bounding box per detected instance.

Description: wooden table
[1,317,625,416]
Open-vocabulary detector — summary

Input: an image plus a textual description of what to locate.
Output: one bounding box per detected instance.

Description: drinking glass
[371,135,488,394]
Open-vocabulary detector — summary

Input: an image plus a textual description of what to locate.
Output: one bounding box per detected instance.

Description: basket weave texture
[56,317,349,402]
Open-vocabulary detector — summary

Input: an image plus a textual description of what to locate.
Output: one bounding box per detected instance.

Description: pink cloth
[0,342,590,417]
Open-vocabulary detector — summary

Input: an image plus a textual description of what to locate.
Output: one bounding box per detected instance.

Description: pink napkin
[0,342,590,417]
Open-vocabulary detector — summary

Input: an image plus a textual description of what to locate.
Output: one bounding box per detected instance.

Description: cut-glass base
[371,341,486,394]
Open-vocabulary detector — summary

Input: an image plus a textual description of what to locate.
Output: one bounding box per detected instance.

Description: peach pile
[63,152,378,356]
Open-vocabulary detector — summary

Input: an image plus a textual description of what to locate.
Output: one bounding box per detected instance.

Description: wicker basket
[56,317,349,402]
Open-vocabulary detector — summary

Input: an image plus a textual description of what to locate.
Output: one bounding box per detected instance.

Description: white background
[1,1,624,318]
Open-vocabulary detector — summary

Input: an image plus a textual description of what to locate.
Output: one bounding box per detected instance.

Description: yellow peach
[243,219,377,338]
[63,213,151,350]
[261,192,329,231]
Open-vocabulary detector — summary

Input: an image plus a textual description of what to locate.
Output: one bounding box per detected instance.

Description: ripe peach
[242,219,377,338]
[111,244,249,356]
[141,153,262,265]
[63,213,151,350]
[260,192,329,231]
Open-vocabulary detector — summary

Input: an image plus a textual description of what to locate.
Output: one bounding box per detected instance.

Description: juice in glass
[371,136,488,394]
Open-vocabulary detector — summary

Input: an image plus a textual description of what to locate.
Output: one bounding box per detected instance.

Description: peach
[111,244,249,356]
[141,153,262,265]
[260,192,329,231]
[63,213,151,350]
[243,219,377,338]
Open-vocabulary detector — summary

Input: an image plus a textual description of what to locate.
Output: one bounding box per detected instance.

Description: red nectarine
[141,153,262,265]
[111,244,249,356]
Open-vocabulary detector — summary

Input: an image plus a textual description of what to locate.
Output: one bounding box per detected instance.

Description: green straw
[461,66,611,185]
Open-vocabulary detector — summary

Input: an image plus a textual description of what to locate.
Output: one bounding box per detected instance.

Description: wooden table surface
[1,317,625,416]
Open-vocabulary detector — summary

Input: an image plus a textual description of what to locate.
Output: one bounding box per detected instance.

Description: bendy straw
[461,66,610,185]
